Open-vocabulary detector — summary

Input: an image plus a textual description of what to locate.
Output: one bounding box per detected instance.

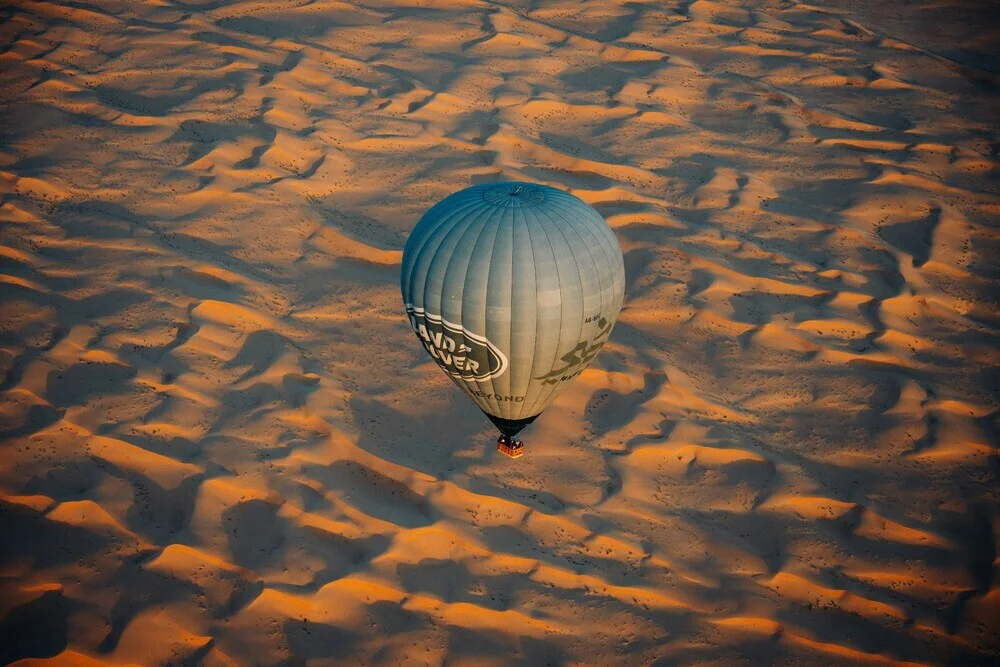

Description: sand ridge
[1,0,998,664]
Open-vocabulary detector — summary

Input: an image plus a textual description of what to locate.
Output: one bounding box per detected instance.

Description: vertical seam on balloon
[523,202,582,418]
[502,200,518,420]
[546,196,614,293]
[538,194,614,417]
[550,196,606,329]
[546,195,614,335]
[482,201,511,419]
[402,192,473,294]
[409,194,484,310]
[417,195,489,309]
[521,200,553,419]
[462,199,506,419]
[500,198,520,419]
[528,205,584,417]
[556,198,625,388]
[514,195,539,421]
[404,192,486,307]
[455,199,508,413]
[545,196,623,342]
[435,196,503,415]
[483,199,512,421]
[405,191,495,415]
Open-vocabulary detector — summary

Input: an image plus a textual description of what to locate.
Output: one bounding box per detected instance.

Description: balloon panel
[401,182,625,421]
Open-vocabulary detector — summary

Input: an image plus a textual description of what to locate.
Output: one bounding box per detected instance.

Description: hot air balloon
[400,182,625,457]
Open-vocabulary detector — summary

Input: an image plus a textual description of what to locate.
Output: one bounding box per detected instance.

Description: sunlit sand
[1,0,998,664]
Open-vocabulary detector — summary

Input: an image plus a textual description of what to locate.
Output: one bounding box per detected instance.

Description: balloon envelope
[400,182,625,435]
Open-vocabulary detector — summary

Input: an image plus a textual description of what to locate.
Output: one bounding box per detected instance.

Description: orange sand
[1,0,998,664]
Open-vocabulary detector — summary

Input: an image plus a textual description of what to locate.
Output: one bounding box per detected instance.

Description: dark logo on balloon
[535,316,612,385]
[405,304,508,382]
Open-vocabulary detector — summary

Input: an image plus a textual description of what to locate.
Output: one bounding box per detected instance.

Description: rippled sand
[1,0,998,664]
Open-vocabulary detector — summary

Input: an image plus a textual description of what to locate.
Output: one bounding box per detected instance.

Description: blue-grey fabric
[401,182,626,421]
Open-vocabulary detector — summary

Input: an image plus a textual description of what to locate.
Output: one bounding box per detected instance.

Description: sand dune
[1,0,998,664]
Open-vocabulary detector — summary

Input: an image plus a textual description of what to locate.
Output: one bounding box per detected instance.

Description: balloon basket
[497,439,524,458]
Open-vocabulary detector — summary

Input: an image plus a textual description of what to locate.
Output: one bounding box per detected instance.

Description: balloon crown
[481,181,545,207]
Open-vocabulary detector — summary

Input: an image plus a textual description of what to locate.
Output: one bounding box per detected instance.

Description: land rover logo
[405,304,508,382]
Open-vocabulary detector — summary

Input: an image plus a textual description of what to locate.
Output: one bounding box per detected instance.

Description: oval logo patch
[405,304,508,382]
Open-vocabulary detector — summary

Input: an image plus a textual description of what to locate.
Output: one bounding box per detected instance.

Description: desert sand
[1,0,999,664]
